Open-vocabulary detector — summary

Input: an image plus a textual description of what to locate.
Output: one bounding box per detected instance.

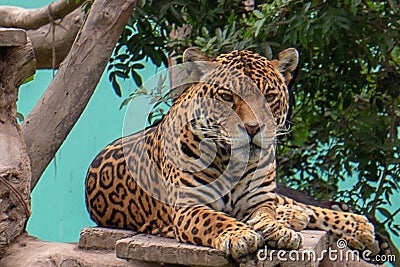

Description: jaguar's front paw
[248,215,303,250]
[340,220,375,251]
[329,213,375,251]
[214,227,263,259]
[265,226,304,249]
[277,204,310,231]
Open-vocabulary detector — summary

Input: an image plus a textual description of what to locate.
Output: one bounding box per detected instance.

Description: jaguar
[85,48,377,259]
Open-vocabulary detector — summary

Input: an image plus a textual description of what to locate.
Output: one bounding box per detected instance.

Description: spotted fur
[85,48,376,259]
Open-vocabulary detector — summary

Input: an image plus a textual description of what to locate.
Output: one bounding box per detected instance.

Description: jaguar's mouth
[250,142,262,149]
[249,143,263,158]
[231,142,261,149]
[230,142,262,159]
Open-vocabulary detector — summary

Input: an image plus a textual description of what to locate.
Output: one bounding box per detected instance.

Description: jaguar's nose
[244,122,260,139]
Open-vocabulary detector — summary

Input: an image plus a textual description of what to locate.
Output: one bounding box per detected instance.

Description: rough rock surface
[0,235,150,267]
[0,229,385,267]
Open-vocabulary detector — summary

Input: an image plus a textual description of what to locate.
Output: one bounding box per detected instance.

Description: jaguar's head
[164,48,298,169]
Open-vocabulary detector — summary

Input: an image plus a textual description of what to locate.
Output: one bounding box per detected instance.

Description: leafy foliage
[109,0,400,248]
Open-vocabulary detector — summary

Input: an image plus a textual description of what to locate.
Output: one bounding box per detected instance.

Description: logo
[257,239,395,263]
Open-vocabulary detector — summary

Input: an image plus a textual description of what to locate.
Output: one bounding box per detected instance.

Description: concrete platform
[79,227,136,250]
[0,228,385,267]
[80,227,328,267]
[116,233,231,266]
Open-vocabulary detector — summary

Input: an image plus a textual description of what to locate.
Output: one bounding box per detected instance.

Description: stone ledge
[0,229,385,267]
[116,233,231,267]
[79,227,136,250]
[80,227,384,267]
[114,230,328,267]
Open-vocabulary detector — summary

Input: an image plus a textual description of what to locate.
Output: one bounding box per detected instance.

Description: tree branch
[0,0,82,30]
[21,0,138,190]
[27,8,84,69]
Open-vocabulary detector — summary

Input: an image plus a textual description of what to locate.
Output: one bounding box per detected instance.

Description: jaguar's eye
[265,93,275,102]
[219,92,234,102]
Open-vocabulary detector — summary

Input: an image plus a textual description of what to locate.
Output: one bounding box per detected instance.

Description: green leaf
[131,69,143,88]
[147,111,154,125]
[253,10,264,19]
[16,112,24,123]
[119,96,133,110]
[114,70,129,79]
[22,74,34,85]
[145,46,162,67]
[254,18,266,37]
[342,91,352,110]
[303,2,312,13]
[132,63,145,69]
[114,64,129,71]
[110,75,122,97]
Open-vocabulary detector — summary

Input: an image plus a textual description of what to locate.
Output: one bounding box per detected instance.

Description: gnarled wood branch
[27,8,84,69]
[0,0,81,30]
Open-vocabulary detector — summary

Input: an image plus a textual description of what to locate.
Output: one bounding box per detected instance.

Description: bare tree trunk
[21,0,138,190]
[0,28,35,251]
[0,0,84,69]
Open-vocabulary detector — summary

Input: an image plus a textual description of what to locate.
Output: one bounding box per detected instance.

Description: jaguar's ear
[183,48,211,63]
[271,48,299,85]
[183,48,213,81]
